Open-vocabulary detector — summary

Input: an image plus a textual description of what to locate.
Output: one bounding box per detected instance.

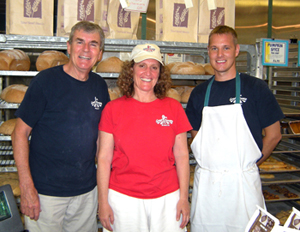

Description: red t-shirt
[99,96,192,199]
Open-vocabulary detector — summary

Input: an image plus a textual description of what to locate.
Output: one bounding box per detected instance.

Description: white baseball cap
[130,44,164,65]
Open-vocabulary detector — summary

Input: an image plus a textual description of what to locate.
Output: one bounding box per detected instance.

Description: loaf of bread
[166,88,181,102]
[0,118,17,135]
[108,87,121,101]
[36,50,69,71]
[96,57,123,73]
[165,62,180,72]
[0,49,30,71]
[170,62,205,75]
[0,84,28,103]
[181,86,194,103]
[203,63,214,75]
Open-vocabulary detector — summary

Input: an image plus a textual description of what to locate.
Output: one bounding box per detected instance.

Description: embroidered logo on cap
[143,45,155,53]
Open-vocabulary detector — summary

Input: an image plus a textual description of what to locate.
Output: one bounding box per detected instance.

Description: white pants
[25,187,98,232]
[103,189,186,232]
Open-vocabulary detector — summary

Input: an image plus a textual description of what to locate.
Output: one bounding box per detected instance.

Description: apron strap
[204,71,241,107]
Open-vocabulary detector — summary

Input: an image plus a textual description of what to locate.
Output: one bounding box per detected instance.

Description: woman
[97,43,192,232]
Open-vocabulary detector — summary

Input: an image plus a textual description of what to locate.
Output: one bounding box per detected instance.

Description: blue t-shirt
[15,65,110,197]
[185,73,284,150]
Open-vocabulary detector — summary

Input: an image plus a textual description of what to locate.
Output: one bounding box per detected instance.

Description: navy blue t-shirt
[15,65,110,197]
[185,73,284,150]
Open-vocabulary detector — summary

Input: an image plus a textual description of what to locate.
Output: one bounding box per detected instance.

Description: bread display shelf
[0,166,17,172]
[0,70,212,81]
[0,100,19,109]
[261,173,300,186]
[263,184,300,203]
[259,153,300,173]
[0,135,13,141]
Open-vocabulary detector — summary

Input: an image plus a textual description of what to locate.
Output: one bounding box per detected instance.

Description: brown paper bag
[56,0,109,37]
[106,0,140,39]
[198,0,235,43]
[155,0,198,42]
[6,0,54,36]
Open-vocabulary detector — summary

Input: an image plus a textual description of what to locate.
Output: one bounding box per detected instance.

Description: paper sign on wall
[262,39,289,67]
[121,0,149,12]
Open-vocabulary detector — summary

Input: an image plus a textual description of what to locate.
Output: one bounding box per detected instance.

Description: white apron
[190,73,265,232]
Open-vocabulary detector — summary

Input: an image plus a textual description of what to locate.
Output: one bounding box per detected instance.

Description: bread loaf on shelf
[36,50,69,71]
[96,56,123,73]
[180,86,194,103]
[170,62,205,75]
[166,88,181,102]
[0,49,30,71]
[0,84,28,103]
[0,118,17,135]
[203,63,214,75]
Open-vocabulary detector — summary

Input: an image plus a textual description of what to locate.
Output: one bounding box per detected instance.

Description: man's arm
[11,118,41,220]
[257,121,282,166]
[190,130,198,140]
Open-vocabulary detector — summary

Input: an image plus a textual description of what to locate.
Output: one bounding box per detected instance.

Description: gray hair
[68,21,105,51]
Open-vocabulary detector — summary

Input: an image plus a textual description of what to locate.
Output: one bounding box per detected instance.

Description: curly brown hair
[117,60,172,99]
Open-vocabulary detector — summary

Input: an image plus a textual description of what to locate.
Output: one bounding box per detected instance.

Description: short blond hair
[208,25,238,46]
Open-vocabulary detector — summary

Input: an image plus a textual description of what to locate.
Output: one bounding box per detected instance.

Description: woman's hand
[176,198,190,229]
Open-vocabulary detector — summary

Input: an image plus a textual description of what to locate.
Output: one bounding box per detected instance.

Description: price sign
[262,39,289,67]
[122,0,150,13]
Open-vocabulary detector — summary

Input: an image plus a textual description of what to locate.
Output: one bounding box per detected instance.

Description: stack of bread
[0,49,30,71]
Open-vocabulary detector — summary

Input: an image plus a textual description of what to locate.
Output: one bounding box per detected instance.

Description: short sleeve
[15,77,47,128]
[98,101,113,133]
[174,101,193,134]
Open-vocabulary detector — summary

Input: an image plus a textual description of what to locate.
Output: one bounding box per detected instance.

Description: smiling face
[208,33,240,81]
[67,29,103,75]
[132,59,160,97]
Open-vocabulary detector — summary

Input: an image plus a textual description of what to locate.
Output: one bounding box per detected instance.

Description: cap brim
[133,56,164,65]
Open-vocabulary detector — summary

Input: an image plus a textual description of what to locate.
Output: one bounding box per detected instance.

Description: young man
[186,25,284,231]
[11,21,110,232]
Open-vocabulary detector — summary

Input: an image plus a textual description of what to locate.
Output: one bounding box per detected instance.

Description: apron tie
[199,164,257,197]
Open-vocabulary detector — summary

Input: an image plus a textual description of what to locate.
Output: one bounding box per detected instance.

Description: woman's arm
[173,132,190,229]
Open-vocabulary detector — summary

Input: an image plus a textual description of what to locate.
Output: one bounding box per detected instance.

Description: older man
[11,21,109,232]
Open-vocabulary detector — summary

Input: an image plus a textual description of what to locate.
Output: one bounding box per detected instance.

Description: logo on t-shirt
[229,95,247,104]
[156,115,173,126]
[91,97,102,110]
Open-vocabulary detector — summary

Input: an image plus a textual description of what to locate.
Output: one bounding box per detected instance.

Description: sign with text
[262,39,289,66]
[123,0,149,13]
